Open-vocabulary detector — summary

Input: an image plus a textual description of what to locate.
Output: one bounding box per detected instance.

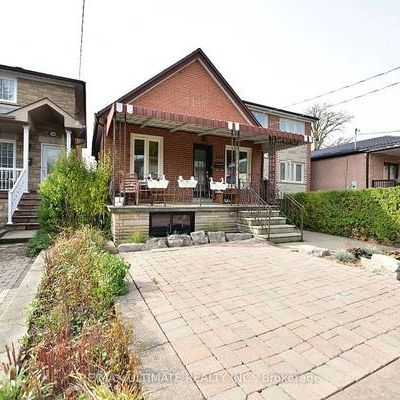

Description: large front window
[131,134,163,180]
[225,146,251,185]
[279,161,304,183]
[0,76,17,103]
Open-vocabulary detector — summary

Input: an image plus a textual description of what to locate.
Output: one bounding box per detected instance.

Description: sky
[2,0,400,152]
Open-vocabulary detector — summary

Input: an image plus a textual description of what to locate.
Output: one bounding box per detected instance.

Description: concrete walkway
[122,240,400,400]
[283,230,394,252]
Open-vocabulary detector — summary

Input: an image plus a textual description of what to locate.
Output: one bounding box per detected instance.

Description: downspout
[366,152,370,188]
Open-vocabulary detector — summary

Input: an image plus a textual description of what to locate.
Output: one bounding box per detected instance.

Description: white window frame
[131,134,164,180]
[252,111,269,128]
[0,75,17,104]
[225,145,252,185]
[0,139,16,169]
[279,161,305,183]
[279,118,305,135]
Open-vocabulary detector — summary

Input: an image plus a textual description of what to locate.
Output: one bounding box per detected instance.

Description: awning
[112,102,313,147]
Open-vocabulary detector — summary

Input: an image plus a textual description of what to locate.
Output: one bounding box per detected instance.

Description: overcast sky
[2,0,400,151]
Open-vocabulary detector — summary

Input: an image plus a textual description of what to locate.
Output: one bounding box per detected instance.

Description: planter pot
[114,196,124,207]
[178,177,198,188]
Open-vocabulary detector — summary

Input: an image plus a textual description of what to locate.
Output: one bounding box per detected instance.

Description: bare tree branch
[306,103,353,149]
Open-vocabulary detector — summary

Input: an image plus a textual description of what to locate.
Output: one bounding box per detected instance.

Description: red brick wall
[103,123,262,184]
[132,60,251,124]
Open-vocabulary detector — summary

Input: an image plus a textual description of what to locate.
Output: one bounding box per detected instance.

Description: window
[384,163,398,180]
[279,118,305,135]
[279,161,304,183]
[225,146,251,185]
[0,140,15,169]
[252,111,269,128]
[150,212,195,237]
[131,134,163,180]
[0,76,17,103]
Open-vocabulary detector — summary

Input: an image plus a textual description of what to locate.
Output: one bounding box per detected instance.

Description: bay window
[225,145,251,185]
[279,161,304,183]
[131,134,163,180]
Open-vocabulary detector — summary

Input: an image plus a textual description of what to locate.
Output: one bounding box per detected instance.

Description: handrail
[8,168,27,224]
[0,167,23,191]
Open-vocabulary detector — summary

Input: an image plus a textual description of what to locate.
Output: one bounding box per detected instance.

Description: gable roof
[96,48,259,126]
[312,135,400,160]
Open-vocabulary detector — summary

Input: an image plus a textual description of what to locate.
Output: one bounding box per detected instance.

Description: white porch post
[23,125,29,192]
[66,129,72,154]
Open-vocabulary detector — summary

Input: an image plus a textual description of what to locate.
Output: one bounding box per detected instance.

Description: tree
[327,136,353,147]
[306,103,353,149]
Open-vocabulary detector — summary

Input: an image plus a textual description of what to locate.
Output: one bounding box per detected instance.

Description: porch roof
[111,103,312,146]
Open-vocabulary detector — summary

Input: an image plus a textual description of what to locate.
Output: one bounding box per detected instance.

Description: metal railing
[0,168,23,191]
[8,168,27,224]
[371,179,399,188]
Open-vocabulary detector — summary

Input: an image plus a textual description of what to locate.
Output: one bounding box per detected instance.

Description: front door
[41,144,62,181]
[193,144,212,198]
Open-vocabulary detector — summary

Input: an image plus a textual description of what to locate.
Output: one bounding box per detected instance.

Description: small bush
[39,151,111,233]
[292,187,400,245]
[335,250,356,263]
[347,247,377,260]
[27,228,53,257]
[128,231,148,244]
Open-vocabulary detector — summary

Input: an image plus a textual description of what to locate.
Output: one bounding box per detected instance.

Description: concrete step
[12,215,39,224]
[238,209,280,218]
[238,223,297,235]
[6,222,40,230]
[0,229,37,244]
[255,231,303,244]
[13,210,38,217]
[239,216,287,226]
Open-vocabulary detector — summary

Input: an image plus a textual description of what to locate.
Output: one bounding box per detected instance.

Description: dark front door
[193,144,212,198]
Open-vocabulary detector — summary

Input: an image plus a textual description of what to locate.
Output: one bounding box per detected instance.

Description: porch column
[23,125,29,192]
[66,129,72,154]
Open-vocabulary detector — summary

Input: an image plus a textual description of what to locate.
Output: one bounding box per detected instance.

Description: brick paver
[124,240,400,399]
[0,244,32,319]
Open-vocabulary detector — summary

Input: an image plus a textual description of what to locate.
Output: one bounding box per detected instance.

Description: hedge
[291,187,400,245]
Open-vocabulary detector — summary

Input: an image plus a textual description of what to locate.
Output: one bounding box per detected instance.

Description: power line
[78,0,86,79]
[329,80,400,107]
[358,129,400,136]
[285,65,400,107]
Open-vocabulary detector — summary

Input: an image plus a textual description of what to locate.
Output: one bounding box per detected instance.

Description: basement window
[150,212,195,237]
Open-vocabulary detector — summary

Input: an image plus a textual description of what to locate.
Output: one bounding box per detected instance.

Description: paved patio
[122,240,400,400]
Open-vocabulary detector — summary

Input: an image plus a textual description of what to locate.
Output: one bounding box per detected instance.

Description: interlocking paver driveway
[0,244,32,319]
[124,240,400,399]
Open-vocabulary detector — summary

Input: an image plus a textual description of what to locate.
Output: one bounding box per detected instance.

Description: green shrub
[292,187,400,245]
[335,250,356,263]
[38,151,111,233]
[27,228,53,257]
[127,231,148,244]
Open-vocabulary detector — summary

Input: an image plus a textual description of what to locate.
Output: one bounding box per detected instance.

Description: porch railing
[8,168,27,224]
[0,168,23,191]
[371,179,399,188]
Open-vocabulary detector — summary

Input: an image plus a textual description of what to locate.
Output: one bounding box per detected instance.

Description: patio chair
[119,173,140,205]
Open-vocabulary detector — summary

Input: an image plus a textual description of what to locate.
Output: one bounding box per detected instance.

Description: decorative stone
[118,243,144,252]
[167,234,192,247]
[360,256,381,273]
[144,237,168,250]
[207,231,226,243]
[226,233,252,241]
[371,254,400,273]
[104,240,118,254]
[297,245,330,257]
[190,230,208,245]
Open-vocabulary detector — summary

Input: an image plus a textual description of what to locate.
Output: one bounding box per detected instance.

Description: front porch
[99,103,309,241]
[0,98,84,227]
[369,147,400,188]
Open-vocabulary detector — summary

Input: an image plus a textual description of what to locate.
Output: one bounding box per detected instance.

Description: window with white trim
[252,111,269,128]
[279,161,304,183]
[225,145,251,185]
[279,118,305,135]
[0,76,17,103]
[0,140,15,169]
[131,134,163,180]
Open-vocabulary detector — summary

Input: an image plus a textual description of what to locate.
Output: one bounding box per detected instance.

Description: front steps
[7,192,40,230]
[237,208,302,243]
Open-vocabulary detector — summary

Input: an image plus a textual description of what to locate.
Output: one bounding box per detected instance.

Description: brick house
[0,65,86,228]
[92,48,315,241]
[311,136,400,191]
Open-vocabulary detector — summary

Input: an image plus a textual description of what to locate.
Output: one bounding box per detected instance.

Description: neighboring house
[311,136,400,191]
[0,65,86,228]
[92,48,315,241]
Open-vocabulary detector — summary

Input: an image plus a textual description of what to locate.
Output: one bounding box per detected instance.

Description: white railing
[0,168,23,191]
[8,168,27,224]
